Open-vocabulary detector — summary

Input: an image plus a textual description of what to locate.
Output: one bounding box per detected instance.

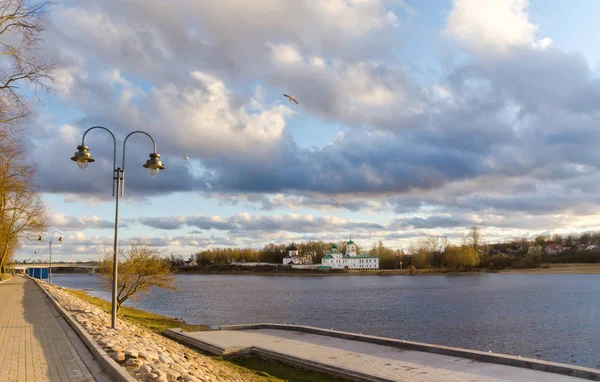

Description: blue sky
[15,0,600,261]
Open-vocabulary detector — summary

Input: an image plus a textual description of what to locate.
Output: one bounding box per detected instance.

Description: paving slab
[0,276,110,382]
[184,328,588,382]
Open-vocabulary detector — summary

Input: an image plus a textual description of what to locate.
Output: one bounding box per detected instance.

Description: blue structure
[30,268,49,280]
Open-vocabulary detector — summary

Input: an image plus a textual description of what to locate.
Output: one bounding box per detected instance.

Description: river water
[51,273,600,369]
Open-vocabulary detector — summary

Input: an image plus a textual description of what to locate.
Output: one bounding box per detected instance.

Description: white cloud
[443,0,538,54]
[269,43,303,65]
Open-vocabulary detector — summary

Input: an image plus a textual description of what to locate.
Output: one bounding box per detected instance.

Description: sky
[15,0,600,262]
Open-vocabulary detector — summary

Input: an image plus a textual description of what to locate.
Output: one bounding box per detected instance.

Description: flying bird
[283,94,299,104]
[183,156,190,160]
[330,198,342,205]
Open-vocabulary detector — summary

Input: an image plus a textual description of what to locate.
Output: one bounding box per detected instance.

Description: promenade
[172,328,594,382]
[0,276,109,382]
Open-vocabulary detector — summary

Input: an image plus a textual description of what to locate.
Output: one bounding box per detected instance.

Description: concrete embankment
[164,324,600,382]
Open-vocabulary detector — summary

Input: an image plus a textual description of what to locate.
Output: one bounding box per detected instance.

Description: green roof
[347,240,354,244]
[316,266,332,270]
[322,254,333,259]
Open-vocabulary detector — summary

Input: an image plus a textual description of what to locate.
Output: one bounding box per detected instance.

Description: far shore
[177,263,600,276]
[500,263,600,274]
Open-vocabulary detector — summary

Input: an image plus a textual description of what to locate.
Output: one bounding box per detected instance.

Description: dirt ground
[501,263,600,274]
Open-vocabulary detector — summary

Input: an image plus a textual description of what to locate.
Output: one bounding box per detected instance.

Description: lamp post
[70,126,165,329]
[37,231,62,284]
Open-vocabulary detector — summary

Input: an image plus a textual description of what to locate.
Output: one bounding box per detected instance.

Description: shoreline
[176,263,600,276]
[499,263,600,274]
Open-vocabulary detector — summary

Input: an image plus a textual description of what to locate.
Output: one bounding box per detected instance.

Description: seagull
[183,156,190,160]
[283,94,299,104]
[329,198,342,206]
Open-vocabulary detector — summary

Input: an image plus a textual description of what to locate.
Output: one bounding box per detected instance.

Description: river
[51,273,600,369]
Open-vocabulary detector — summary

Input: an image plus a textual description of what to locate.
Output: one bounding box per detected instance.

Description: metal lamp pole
[38,231,62,284]
[70,126,165,329]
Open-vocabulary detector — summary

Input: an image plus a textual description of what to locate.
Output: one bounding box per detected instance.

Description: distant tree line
[168,226,600,272]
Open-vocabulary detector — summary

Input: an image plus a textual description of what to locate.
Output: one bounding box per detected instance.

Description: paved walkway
[185,329,586,381]
[0,276,109,382]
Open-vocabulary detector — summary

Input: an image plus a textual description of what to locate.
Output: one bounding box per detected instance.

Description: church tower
[346,239,357,256]
[287,243,299,257]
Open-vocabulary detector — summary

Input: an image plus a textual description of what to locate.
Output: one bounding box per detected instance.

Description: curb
[33,279,137,382]
[0,275,12,284]
[219,323,600,381]
[163,328,392,382]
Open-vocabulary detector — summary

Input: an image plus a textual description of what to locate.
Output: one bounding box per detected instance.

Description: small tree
[98,243,176,312]
[444,245,480,270]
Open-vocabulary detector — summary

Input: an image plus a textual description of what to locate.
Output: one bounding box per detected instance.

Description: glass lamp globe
[77,160,89,170]
[148,167,160,177]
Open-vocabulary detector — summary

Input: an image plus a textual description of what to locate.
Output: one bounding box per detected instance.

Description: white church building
[320,240,379,270]
[282,243,313,265]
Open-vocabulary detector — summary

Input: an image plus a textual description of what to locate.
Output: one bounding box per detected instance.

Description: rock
[125,349,139,359]
[139,364,153,374]
[159,354,174,364]
[125,358,143,369]
[108,350,125,362]
[183,375,201,382]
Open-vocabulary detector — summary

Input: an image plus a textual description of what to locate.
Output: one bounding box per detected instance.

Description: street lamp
[38,231,62,284]
[70,126,165,329]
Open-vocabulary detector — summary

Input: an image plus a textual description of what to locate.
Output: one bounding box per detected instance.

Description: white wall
[322,257,379,270]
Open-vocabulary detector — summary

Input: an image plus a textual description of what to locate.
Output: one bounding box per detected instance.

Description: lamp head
[70,145,95,170]
[143,152,165,177]
[37,235,43,241]
[58,236,63,242]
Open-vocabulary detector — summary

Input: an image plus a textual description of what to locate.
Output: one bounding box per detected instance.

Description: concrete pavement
[0,276,109,382]
[178,328,590,381]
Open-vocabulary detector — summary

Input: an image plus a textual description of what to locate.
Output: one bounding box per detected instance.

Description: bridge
[9,263,99,275]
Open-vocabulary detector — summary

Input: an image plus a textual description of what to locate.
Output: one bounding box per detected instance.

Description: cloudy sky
[16,0,600,261]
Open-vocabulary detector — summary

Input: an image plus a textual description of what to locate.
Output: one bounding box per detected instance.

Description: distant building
[544,244,565,255]
[320,240,379,270]
[183,259,197,267]
[282,243,312,265]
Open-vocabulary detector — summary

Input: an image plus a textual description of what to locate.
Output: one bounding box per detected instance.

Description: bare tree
[0,130,46,273]
[98,243,177,312]
[0,0,53,126]
[463,226,483,254]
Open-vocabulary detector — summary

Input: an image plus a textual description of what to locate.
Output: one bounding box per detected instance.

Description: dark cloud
[137,213,384,234]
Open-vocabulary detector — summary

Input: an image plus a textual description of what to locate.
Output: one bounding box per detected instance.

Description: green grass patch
[218,356,347,382]
[0,273,11,281]
[62,288,208,333]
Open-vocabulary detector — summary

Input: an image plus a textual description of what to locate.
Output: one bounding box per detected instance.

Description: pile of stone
[41,284,251,382]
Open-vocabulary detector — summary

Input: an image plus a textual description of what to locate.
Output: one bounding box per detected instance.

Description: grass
[0,273,11,282]
[501,263,600,274]
[62,288,208,333]
[217,356,346,382]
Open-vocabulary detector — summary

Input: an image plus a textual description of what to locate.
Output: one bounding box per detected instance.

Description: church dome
[287,243,298,251]
[347,240,354,245]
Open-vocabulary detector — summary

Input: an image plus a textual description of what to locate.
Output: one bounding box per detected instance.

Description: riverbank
[178,265,485,276]
[57,286,346,382]
[64,288,208,333]
[500,263,600,274]
[178,263,600,276]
